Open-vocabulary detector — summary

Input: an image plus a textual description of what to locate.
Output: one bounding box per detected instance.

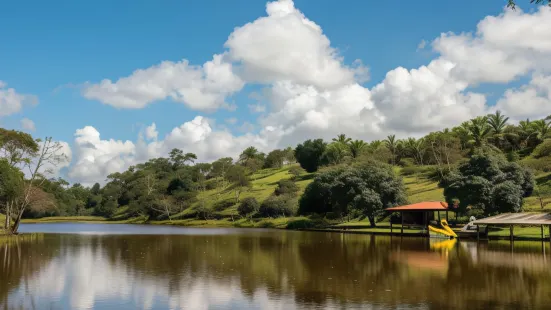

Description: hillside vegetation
[3,111,551,233]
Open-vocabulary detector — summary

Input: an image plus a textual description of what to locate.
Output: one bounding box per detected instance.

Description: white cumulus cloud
[20,118,36,131]
[0,81,38,117]
[83,54,244,112]
[67,2,551,184]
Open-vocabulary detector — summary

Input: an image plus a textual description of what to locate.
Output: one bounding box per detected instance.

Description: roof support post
[510,225,514,243]
[542,225,545,241]
[390,212,393,234]
[477,224,480,241]
[401,212,404,235]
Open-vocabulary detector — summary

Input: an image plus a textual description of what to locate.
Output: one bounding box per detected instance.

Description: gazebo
[385,201,454,236]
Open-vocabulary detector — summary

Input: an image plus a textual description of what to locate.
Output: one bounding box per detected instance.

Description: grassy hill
[10,163,551,230]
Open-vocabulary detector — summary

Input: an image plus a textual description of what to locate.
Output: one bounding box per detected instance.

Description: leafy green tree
[0,159,24,229]
[0,128,39,166]
[274,179,299,196]
[264,149,285,168]
[237,197,259,218]
[225,165,251,202]
[294,139,327,173]
[299,160,406,226]
[169,149,197,168]
[443,150,534,215]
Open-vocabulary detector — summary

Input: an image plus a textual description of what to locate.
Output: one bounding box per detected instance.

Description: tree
[507,0,550,10]
[225,165,251,203]
[348,140,367,159]
[299,160,406,226]
[443,150,534,216]
[239,146,261,164]
[531,119,551,143]
[0,159,24,230]
[322,142,349,165]
[294,139,327,173]
[487,111,509,150]
[237,197,259,218]
[0,129,39,167]
[9,137,67,234]
[264,149,285,168]
[332,134,352,145]
[403,138,426,165]
[384,135,399,165]
[169,149,197,168]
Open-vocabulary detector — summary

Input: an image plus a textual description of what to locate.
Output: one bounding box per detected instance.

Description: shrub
[289,166,305,180]
[274,179,299,196]
[212,199,235,211]
[237,197,259,217]
[522,156,551,173]
[259,195,297,217]
[532,139,551,158]
[205,179,219,190]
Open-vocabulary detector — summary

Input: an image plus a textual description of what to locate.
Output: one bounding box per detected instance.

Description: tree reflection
[1,231,551,309]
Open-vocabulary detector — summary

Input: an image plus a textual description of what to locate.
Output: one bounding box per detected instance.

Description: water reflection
[1,224,551,309]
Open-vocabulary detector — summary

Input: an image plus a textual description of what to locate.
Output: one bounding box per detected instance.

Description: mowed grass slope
[6,164,551,229]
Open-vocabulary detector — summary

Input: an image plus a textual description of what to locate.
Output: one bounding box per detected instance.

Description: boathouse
[385,201,454,236]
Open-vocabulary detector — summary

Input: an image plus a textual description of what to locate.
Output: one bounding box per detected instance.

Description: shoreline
[18,217,551,242]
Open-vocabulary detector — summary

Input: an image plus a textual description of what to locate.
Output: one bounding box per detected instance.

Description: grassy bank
[8,165,551,238]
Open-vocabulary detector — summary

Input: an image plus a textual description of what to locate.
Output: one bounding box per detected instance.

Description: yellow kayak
[428,219,457,239]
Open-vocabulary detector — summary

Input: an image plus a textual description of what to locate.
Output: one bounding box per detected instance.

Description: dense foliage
[299,160,407,226]
[444,149,534,215]
[2,110,551,229]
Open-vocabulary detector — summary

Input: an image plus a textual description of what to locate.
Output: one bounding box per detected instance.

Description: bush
[205,179,219,190]
[212,199,235,211]
[274,179,299,196]
[532,139,551,158]
[259,195,297,217]
[237,197,259,217]
[522,156,551,173]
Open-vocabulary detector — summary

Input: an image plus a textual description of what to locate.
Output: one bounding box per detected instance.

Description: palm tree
[369,140,383,152]
[323,142,350,165]
[404,137,426,165]
[348,140,367,158]
[332,134,352,145]
[384,135,399,165]
[487,111,509,149]
[531,119,551,142]
[239,146,260,164]
[487,111,509,135]
[467,117,492,147]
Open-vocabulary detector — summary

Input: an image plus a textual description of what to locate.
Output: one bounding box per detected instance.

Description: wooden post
[401,212,404,235]
[437,211,441,221]
[510,225,514,242]
[542,225,545,241]
[446,211,448,222]
[477,224,480,241]
[390,212,393,234]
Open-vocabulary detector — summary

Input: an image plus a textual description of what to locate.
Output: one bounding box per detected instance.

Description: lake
[1,223,551,309]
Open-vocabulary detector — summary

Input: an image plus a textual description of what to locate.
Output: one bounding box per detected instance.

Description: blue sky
[0,0,509,142]
[1,0,549,184]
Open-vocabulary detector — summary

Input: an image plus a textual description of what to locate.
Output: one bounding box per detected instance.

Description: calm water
[1,224,550,310]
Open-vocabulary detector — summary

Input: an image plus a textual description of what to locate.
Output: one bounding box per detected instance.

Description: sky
[1,0,551,185]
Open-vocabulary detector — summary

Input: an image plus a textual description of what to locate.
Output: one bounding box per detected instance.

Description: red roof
[386,201,449,211]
